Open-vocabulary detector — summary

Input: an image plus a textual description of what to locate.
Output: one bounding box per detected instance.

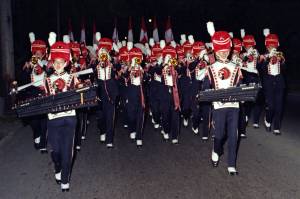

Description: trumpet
[275,51,284,57]
[135,57,142,65]
[71,56,78,63]
[31,56,38,65]
[98,53,108,62]
[168,58,178,67]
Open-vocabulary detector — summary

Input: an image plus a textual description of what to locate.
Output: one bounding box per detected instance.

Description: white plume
[160,40,166,49]
[48,32,57,47]
[240,29,245,39]
[29,32,35,43]
[263,28,270,37]
[206,21,215,36]
[95,32,101,41]
[63,35,70,44]
[188,35,195,44]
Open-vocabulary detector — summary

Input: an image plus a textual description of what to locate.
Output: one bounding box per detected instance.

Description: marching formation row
[14,21,285,191]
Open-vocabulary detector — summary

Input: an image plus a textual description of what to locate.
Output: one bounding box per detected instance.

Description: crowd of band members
[15,23,285,191]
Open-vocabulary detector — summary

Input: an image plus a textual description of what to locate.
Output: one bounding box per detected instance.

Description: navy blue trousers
[48,116,76,184]
[212,108,239,167]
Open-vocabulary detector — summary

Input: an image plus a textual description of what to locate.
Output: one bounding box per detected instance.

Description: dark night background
[10,0,300,87]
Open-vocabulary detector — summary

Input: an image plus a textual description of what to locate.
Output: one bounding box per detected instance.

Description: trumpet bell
[99,53,108,62]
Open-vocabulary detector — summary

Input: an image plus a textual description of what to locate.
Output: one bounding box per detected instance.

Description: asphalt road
[0,94,300,199]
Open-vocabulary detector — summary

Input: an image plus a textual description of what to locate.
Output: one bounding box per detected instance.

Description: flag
[165,16,174,44]
[153,16,159,43]
[112,18,119,43]
[128,16,133,42]
[68,18,74,42]
[80,18,86,44]
[92,20,97,45]
[139,16,148,44]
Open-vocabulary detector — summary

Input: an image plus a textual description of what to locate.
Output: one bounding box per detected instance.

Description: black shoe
[40,149,48,154]
[211,160,219,167]
[34,143,40,150]
[62,188,69,192]
[228,167,238,176]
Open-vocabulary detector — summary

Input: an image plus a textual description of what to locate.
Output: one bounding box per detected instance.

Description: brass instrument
[168,58,178,67]
[71,56,78,63]
[135,57,142,65]
[31,56,38,65]
[98,53,108,62]
[275,51,284,58]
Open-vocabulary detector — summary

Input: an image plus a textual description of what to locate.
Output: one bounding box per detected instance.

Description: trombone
[31,55,38,65]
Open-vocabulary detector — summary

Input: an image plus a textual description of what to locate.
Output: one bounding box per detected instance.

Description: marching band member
[95,38,119,148]
[21,32,48,153]
[159,45,181,144]
[240,30,263,129]
[204,22,243,175]
[69,39,90,150]
[124,47,145,146]
[260,29,285,135]
[45,33,81,191]
[116,42,130,129]
[189,41,211,141]
[231,37,248,138]
[179,36,194,127]
[148,39,164,129]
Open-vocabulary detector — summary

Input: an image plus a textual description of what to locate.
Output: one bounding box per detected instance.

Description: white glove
[269,48,277,57]
[131,58,136,67]
[157,56,163,65]
[164,55,171,64]
[199,49,207,59]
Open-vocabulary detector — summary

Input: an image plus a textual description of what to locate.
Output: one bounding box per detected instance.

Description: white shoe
[228,167,238,175]
[34,137,41,144]
[149,110,153,116]
[183,119,188,127]
[163,133,169,140]
[160,130,165,135]
[100,134,106,142]
[264,118,271,128]
[55,172,61,181]
[130,132,136,140]
[81,136,86,140]
[202,136,208,141]
[172,139,178,144]
[106,143,113,148]
[76,146,81,150]
[240,133,247,138]
[245,116,248,123]
[273,129,281,135]
[123,124,128,128]
[136,140,143,146]
[192,127,199,134]
[151,118,155,124]
[253,123,259,128]
[211,151,219,162]
[154,124,159,129]
[61,183,70,190]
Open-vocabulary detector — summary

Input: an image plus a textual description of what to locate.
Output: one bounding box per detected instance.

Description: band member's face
[245,46,253,51]
[216,50,230,61]
[34,50,44,60]
[267,46,277,52]
[53,58,67,73]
